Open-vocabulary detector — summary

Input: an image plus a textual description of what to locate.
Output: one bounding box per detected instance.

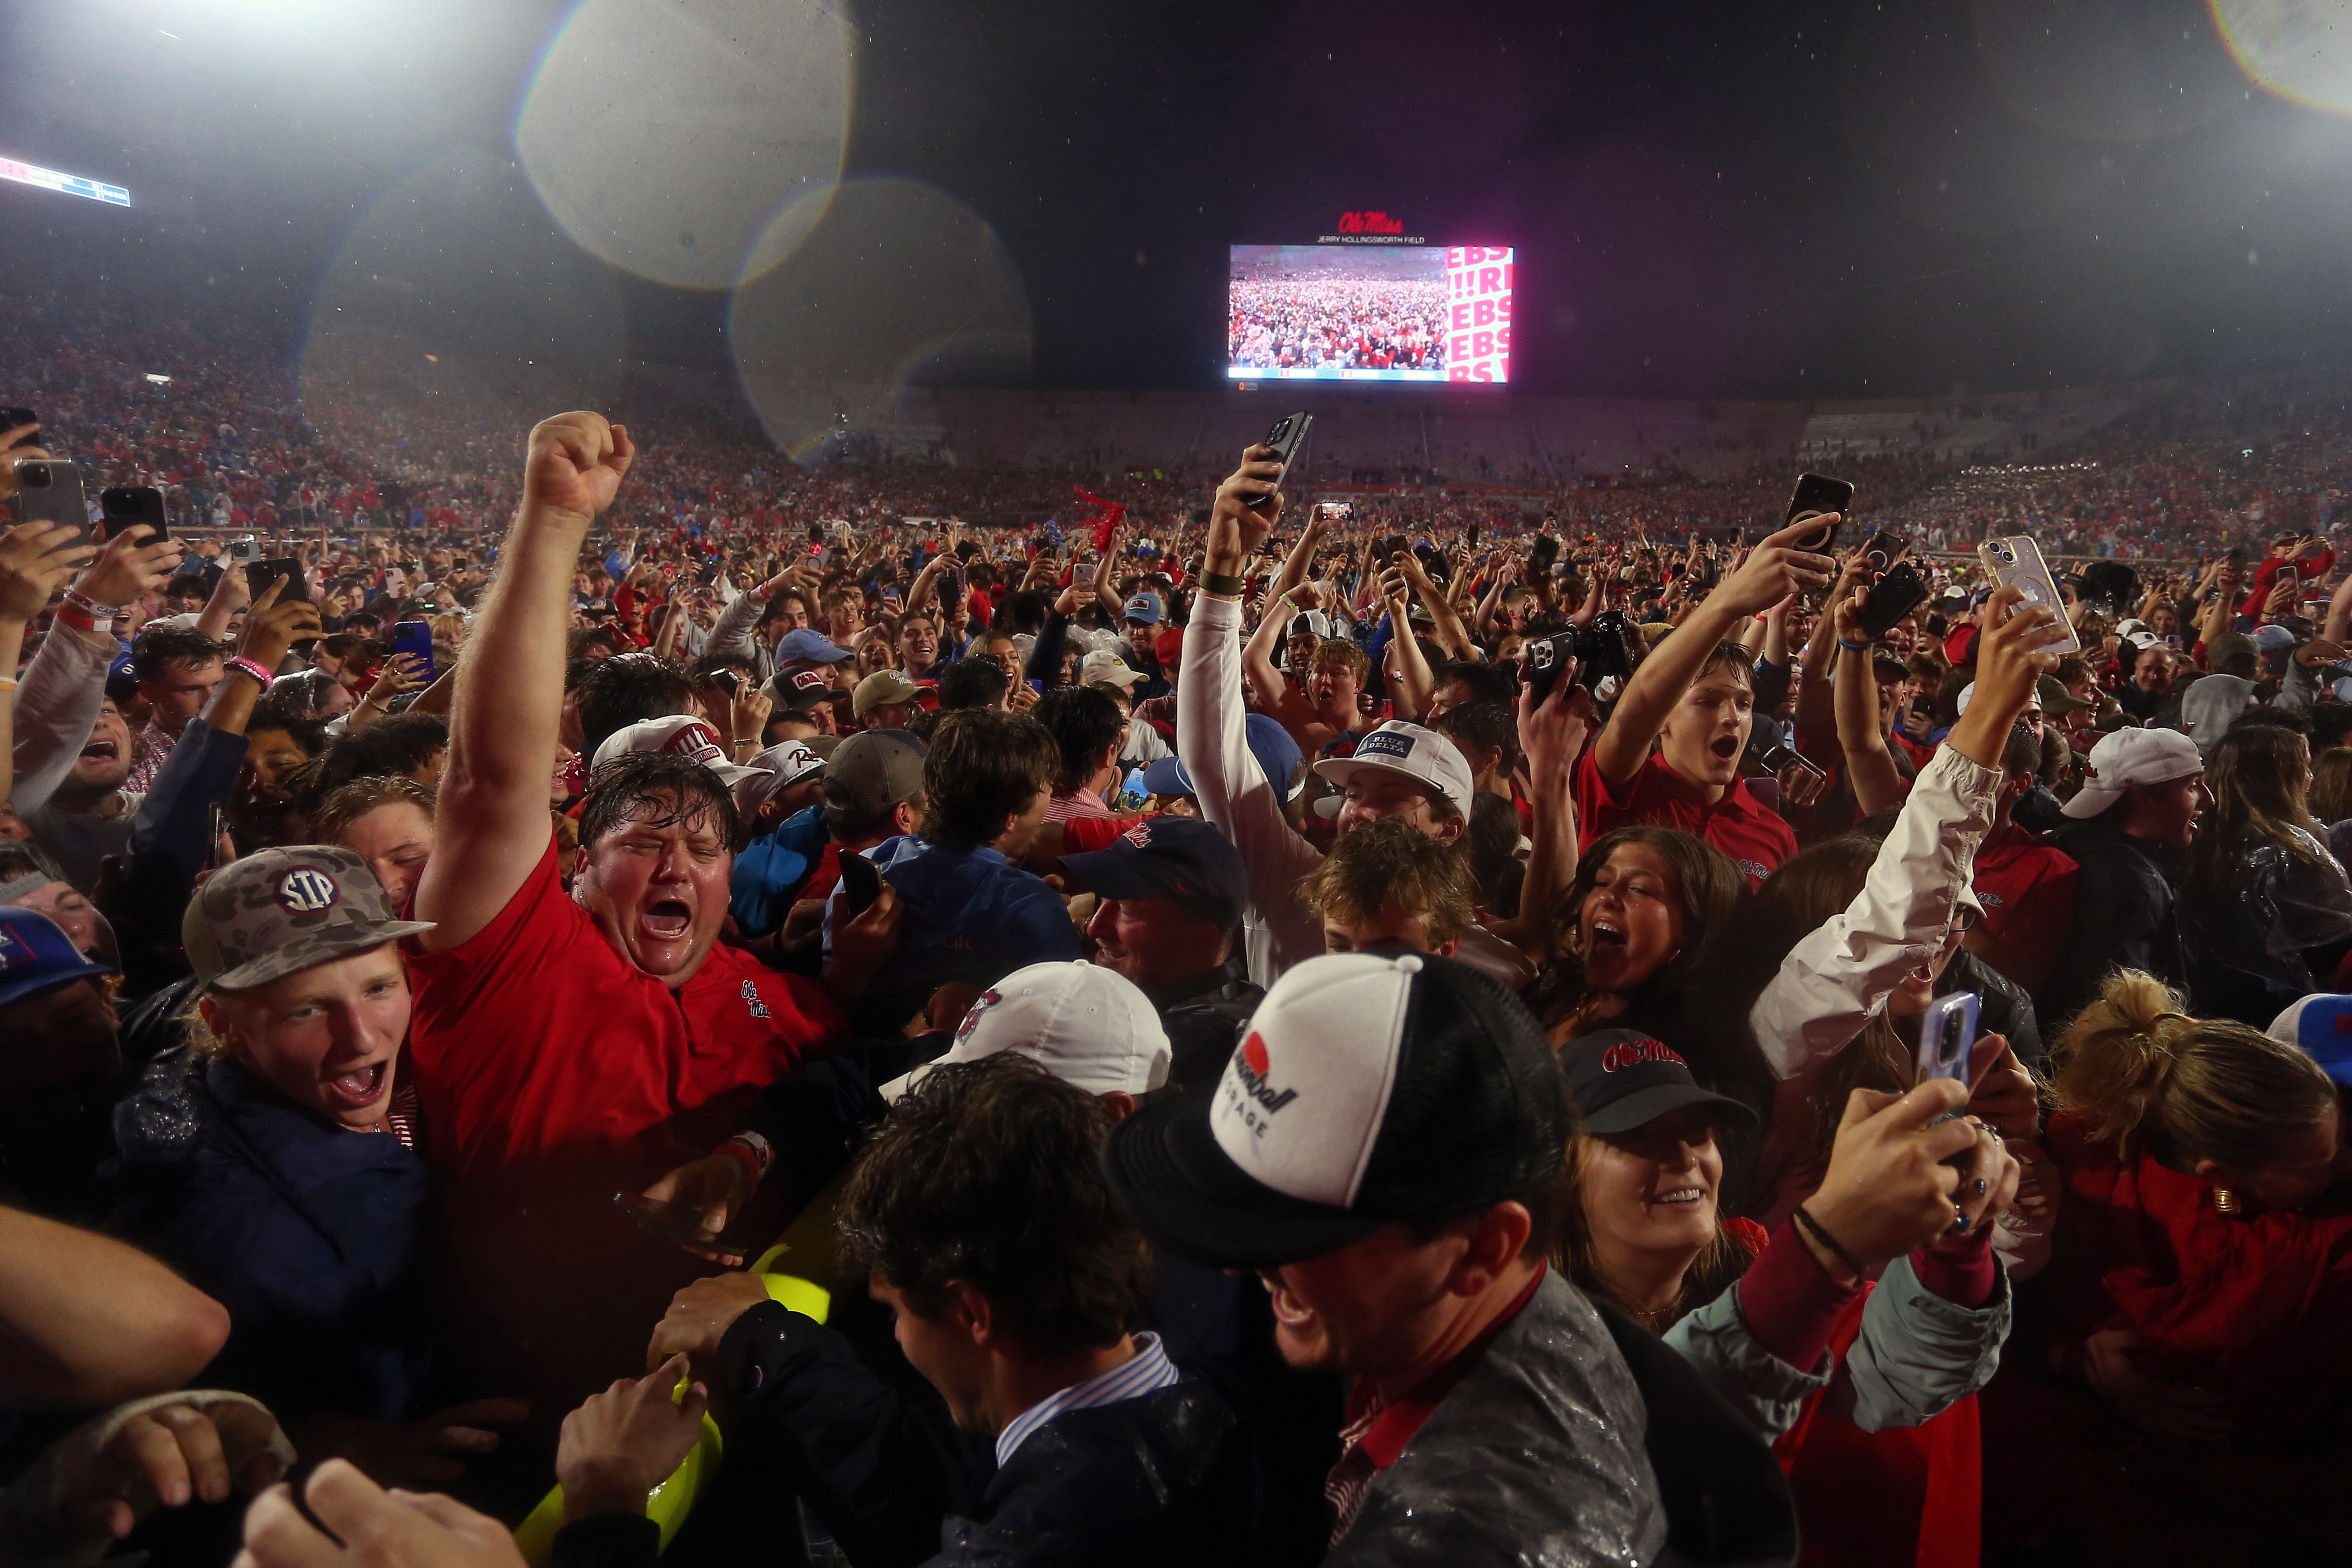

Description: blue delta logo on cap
[1356,730,1416,763]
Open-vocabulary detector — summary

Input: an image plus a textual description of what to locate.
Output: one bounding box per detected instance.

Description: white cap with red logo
[879,961,1170,1103]
[2061,726,2203,819]
[590,715,761,786]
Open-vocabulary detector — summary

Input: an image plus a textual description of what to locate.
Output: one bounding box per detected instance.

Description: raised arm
[1832,595,1906,817]
[1489,671,1594,961]
[1590,516,1835,792]
[0,522,104,810]
[1241,589,1301,715]
[418,413,633,952]
[1378,565,1436,721]
[1794,554,1869,748]
[1397,551,1475,662]
[193,557,250,649]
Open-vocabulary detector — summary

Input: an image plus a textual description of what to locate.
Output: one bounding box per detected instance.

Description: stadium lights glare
[0,155,130,207]
[145,374,172,385]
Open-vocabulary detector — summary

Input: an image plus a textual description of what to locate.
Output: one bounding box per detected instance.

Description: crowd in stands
[1226,277,1451,375]
[7,306,2352,1568]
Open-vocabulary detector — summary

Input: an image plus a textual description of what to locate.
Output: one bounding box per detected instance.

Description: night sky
[5,0,2351,403]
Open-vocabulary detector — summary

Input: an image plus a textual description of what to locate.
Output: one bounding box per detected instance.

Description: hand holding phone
[1245,414,1314,514]
[1785,473,1855,554]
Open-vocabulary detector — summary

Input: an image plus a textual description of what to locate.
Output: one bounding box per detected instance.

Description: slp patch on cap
[275,867,341,914]
[1355,730,1415,762]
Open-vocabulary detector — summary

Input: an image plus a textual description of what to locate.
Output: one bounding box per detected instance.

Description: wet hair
[2053,971,2334,1174]
[936,656,1010,713]
[918,709,1058,851]
[2311,746,2352,826]
[568,625,624,659]
[1296,814,1477,948]
[1434,660,1516,706]
[579,751,749,855]
[835,1055,1155,1356]
[245,695,329,759]
[574,653,698,760]
[311,775,437,847]
[1465,790,1526,917]
[1687,641,1755,693]
[2000,720,2040,780]
[1432,701,1520,778]
[314,716,449,798]
[132,627,224,683]
[1311,638,1370,682]
[1034,686,1125,793]
[2186,723,2324,904]
[268,668,346,722]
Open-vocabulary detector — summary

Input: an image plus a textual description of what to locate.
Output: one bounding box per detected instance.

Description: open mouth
[1261,1277,1316,1328]
[642,899,692,939]
[80,737,119,762]
[1710,736,1741,761]
[1589,918,1629,951]
[323,1060,387,1111]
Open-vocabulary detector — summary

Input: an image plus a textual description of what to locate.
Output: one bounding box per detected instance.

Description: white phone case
[1976,535,2081,656]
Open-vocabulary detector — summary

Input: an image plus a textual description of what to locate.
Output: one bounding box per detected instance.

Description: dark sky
[6,0,2351,403]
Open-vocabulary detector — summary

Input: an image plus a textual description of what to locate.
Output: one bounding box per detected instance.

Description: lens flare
[729,178,1032,459]
[2212,0,2352,116]
[300,155,625,464]
[514,0,854,289]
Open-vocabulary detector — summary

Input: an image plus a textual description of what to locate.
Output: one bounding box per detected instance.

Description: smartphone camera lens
[21,463,48,488]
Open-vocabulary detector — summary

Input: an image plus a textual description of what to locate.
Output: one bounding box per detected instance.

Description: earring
[2211,1186,2241,1217]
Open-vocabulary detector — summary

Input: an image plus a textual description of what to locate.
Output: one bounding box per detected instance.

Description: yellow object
[511,1246,832,1565]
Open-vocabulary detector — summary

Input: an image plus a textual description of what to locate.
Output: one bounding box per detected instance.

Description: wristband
[61,587,120,617]
[224,656,276,689]
[727,1129,774,1180]
[1835,636,1872,652]
[715,1141,762,1188]
[53,605,102,635]
[1792,1204,1865,1279]
[1201,571,1246,597]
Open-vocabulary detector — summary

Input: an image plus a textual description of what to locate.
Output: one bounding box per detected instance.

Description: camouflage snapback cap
[184,845,436,990]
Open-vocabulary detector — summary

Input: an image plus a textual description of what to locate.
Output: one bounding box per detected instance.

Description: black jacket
[2040,816,2187,1029]
[1153,955,1264,1087]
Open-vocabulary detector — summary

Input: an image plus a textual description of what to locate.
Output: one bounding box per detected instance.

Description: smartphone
[1749,737,1828,784]
[1784,473,1855,554]
[390,619,436,681]
[99,485,169,542]
[0,406,36,448]
[838,851,884,919]
[611,1192,768,1262]
[1859,529,1907,571]
[231,534,264,563]
[1856,562,1929,640]
[1530,534,1560,571]
[1977,536,2082,655]
[1315,501,1355,523]
[1245,413,1315,514]
[10,458,87,533]
[1916,990,1979,1092]
[711,667,740,698]
[1466,524,1480,552]
[247,557,311,605]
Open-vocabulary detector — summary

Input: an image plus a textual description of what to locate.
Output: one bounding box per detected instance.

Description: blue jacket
[110,1047,434,1422]
[730,803,830,936]
[827,837,1081,1036]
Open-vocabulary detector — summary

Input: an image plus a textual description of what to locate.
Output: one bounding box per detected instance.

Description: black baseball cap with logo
[1557,1028,1756,1137]
[1103,951,1572,1269]
[1061,816,1249,930]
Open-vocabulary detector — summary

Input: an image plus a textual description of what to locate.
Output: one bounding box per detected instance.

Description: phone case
[1245,413,1314,513]
[1915,991,1980,1085]
[10,458,87,533]
[1976,536,2082,655]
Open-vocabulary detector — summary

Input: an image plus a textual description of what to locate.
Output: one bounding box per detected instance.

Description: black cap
[1103,952,1572,1269]
[1061,817,1249,930]
[1557,1028,1756,1137]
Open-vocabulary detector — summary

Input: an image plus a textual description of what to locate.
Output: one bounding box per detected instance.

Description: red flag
[1073,486,1126,554]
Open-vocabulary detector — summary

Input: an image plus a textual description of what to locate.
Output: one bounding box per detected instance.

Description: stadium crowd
[6,311,2352,1568]
[1226,276,1451,376]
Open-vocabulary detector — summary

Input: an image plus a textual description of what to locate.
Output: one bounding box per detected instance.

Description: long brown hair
[2187,724,2325,903]
[1554,1127,1759,1331]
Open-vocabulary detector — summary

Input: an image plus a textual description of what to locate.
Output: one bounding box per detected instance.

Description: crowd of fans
[1226,277,1451,376]
[7,313,2352,1568]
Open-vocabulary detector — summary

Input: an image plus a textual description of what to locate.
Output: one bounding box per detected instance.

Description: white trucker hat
[2061,726,2203,819]
[591,715,761,786]
[879,961,1171,1103]
[1309,721,1474,817]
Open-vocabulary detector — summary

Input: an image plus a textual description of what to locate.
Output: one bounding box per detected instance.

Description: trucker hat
[766,666,838,712]
[2061,726,2204,819]
[733,741,825,817]
[591,715,761,786]
[1102,951,1573,1268]
[183,846,434,991]
[852,668,921,720]
[881,961,1170,1103]
[1062,816,1249,929]
[0,908,112,1009]
[1310,721,1474,817]
[823,729,927,816]
[2268,994,2352,1087]
[1081,650,1146,688]
[1558,1029,1757,1138]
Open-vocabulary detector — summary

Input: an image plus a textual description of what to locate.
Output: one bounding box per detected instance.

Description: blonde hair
[1296,815,1475,947]
[310,776,437,847]
[2052,970,2334,1172]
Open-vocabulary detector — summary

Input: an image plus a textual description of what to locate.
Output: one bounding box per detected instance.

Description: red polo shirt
[1970,821,2080,995]
[404,842,845,1418]
[1574,749,1798,887]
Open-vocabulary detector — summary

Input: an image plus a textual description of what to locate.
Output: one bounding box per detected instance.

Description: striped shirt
[993,1332,1181,1468]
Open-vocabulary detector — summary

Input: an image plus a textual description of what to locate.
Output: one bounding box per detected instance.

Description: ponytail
[2053,970,2333,1172]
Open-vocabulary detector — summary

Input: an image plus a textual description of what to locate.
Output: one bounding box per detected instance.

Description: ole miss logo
[1600,1037,1686,1072]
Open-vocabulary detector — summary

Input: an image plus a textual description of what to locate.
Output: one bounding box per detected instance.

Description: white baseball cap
[878,961,1170,1103]
[732,741,825,816]
[2061,726,2203,819]
[1309,721,1474,817]
[1954,679,2041,717]
[1081,650,1146,688]
[590,715,761,786]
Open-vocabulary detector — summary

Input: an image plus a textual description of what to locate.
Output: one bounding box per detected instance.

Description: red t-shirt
[403,842,845,1416]
[1970,822,2080,995]
[1573,749,1797,887]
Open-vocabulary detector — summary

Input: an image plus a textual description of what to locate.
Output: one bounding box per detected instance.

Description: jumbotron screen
[1227,243,1514,383]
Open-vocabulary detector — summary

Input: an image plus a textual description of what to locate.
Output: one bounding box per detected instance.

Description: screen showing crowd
[1227,244,1515,384]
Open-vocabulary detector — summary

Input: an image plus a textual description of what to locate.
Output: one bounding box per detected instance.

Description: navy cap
[1558,1028,1756,1137]
[1063,817,1249,930]
[0,908,113,1009]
